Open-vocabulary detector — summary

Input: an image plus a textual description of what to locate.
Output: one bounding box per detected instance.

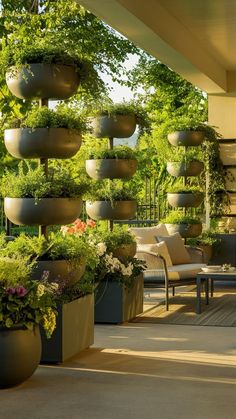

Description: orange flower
[86,219,96,228]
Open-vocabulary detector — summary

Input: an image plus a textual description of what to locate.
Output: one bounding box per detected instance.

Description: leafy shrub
[161,211,201,225]
[88,146,136,160]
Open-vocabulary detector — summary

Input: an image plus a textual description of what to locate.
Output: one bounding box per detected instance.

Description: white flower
[96,242,107,256]
[120,262,133,276]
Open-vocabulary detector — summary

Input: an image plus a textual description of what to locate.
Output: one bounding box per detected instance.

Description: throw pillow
[130,224,169,244]
[155,232,191,265]
[137,242,172,267]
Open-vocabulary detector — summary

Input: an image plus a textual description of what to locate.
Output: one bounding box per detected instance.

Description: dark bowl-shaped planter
[4,128,82,159]
[168,131,204,147]
[112,242,137,260]
[0,326,41,389]
[86,200,137,220]
[32,260,86,287]
[90,114,136,138]
[6,64,79,100]
[167,192,204,208]
[4,197,82,226]
[165,223,202,238]
[167,160,204,177]
[86,159,138,180]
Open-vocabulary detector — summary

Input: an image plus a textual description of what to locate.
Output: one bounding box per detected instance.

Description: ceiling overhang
[77,0,236,95]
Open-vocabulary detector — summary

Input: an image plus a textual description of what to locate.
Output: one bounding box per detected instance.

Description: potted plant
[1,164,89,225]
[187,230,221,262]
[89,101,149,139]
[85,184,137,220]
[167,185,204,208]
[4,106,88,159]
[167,157,204,177]
[161,211,202,238]
[86,146,138,180]
[4,45,93,100]
[167,118,206,147]
[96,225,137,260]
[0,256,57,388]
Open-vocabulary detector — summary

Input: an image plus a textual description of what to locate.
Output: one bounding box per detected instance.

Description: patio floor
[1,293,236,419]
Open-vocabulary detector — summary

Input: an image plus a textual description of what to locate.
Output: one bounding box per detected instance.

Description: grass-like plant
[0,163,89,199]
[167,185,203,194]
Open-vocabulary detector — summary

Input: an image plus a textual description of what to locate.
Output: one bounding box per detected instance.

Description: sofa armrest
[185,245,204,263]
[136,250,164,270]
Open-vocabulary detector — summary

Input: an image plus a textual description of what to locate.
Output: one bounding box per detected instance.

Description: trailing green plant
[88,146,136,160]
[8,106,88,132]
[0,163,89,199]
[161,211,201,225]
[0,256,57,338]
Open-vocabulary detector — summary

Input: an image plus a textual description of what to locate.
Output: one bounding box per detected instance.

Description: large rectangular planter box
[94,274,144,324]
[40,293,94,363]
[210,234,236,265]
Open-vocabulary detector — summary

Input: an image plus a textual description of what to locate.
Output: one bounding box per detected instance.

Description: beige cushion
[137,242,172,267]
[130,224,169,244]
[144,263,206,281]
[156,232,191,265]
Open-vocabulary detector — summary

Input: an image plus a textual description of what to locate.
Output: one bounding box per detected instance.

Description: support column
[208,94,236,229]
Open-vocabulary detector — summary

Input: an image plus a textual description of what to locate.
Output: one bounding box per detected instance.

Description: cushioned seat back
[130,223,169,244]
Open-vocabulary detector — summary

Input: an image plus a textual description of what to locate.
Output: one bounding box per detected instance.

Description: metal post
[39,98,49,238]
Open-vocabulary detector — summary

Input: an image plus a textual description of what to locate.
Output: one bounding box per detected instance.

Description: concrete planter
[0,326,41,389]
[86,200,137,220]
[32,260,86,287]
[40,294,94,363]
[6,64,79,100]
[168,131,204,147]
[165,223,202,238]
[167,160,204,177]
[4,197,82,225]
[86,159,138,180]
[167,192,204,208]
[4,128,82,159]
[91,114,136,138]
[94,274,143,324]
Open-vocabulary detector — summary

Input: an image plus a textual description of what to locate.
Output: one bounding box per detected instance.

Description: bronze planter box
[4,197,82,225]
[167,192,204,208]
[91,114,136,138]
[32,260,86,287]
[40,294,94,363]
[86,159,137,180]
[6,64,79,100]
[165,223,202,238]
[4,128,82,159]
[167,160,204,177]
[94,274,143,324]
[168,131,204,147]
[86,200,137,220]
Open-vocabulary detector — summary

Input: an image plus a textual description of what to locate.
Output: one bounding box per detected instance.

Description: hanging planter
[91,114,136,138]
[4,128,82,159]
[167,160,204,177]
[0,326,41,389]
[168,131,204,147]
[167,192,204,208]
[6,63,80,100]
[165,222,202,238]
[32,260,86,287]
[4,198,82,226]
[86,158,137,180]
[86,200,137,220]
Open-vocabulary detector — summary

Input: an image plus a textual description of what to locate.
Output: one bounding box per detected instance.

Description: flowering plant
[0,257,58,338]
[61,219,145,287]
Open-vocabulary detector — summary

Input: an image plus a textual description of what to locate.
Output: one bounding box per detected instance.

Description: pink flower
[15,286,28,297]
[86,219,96,228]
[6,287,16,295]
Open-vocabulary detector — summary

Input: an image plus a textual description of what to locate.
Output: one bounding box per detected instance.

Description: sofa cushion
[137,242,172,267]
[130,224,169,244]
[156,232,191,265]
[144,263,206,283]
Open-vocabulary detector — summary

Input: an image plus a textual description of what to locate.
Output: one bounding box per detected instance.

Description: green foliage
[88,146,136,160]
[0,163,89,198]
[167,185,203,193]
[86,180,137,201]
[9,105,88,131]
[187,230,221,246]
[161,211,201,225]
[0,256,57,337]
[97,225,136,253]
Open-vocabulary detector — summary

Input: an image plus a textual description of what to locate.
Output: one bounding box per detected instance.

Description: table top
[197,270,236,279]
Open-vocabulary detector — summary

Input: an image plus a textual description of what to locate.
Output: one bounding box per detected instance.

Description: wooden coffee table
[196,270,236,314]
